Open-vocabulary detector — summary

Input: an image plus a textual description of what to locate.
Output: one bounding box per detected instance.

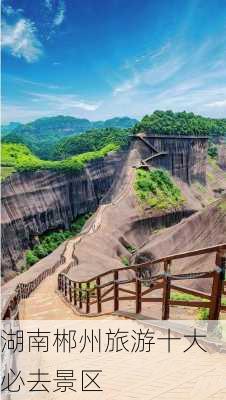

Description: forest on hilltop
[2,112,225,169]
[2,115,137,159]
[54,111,226,160]
[54,127,131,159]
[133,110,226,137]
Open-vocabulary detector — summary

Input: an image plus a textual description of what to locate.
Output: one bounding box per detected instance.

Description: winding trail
[19,157,136,319]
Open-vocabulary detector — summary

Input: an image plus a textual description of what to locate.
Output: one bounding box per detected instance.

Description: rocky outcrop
[132,197,226,291]
[1,135,210,280]
[218,143,226,170]
[1,152,126,277]
[135,135,208,183]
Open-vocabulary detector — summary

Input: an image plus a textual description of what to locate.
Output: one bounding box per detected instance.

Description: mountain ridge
[2,115,138,159]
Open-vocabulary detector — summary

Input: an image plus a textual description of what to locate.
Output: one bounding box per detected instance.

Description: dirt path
[19,164,135,320]
[19,259,122,319]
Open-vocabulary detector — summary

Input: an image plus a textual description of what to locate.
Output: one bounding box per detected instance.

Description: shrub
[24,213,91,267]
[134,169,184,210]
[121,256,130,266]
[208,144,218,159]
[26,250,39,266]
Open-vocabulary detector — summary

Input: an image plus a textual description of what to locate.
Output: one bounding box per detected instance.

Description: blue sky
[2,0,226,123]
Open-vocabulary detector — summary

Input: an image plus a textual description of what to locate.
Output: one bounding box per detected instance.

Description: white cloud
[2,4,24,16]
[53,0,65,26]
[113,76,140,95]
[1,103,53,123]
[45,0,53,10]
[10,76,60,90]
[27,92,101,111]
[2,92,101,123]
[113,57,184,96]
[206,100,226,108]
[2,18,43,62]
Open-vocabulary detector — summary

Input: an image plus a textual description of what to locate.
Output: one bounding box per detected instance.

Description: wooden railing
[58,243,226,320]
[2,255,66,320]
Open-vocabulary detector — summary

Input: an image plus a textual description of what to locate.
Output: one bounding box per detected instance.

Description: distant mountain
[3,115,138,159]
[1,122,22,135]
[93,117,138,129]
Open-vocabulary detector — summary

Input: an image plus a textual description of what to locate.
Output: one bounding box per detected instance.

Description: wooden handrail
[58,243,226,320]
[132,243,226,267]
[59,243,226,284]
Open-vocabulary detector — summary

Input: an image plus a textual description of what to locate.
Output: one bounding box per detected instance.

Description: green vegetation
[1,166,16,180]
[133,110,226,138]
[53,127,131,159]
[124,243,137,254]
[171,291,208,320]
[25,214,91,267]
[196,308,209,320]
[1,142,119,176]
[1,122,22,136]
[2,116,137,159]
[170,291,203,302]
[79,282,96,299]
[134,169,184,210]
[208,143,218,159]
[121,256,130,266]
[171,291,226,320]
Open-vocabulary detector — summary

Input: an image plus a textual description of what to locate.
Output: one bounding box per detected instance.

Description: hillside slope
[3,115,137,159]
[132,197,226,291]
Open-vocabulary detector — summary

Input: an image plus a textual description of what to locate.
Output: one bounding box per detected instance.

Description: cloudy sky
[2,0,226,123]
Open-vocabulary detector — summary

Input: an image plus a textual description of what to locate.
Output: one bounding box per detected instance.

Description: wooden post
[162,260,171,320]
[64,277,67,297]
[96,277,102,313]
[136,269,142,314]
[209,251,225,320]
[79,283,82,309]
[73,282,77,306]
[58,275,61,291]
[69,280,72,303]
[86,282,90,314]
[114,271,119,311]
[162,276,171,320]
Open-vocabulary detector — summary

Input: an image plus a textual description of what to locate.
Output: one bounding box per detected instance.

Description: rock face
[218,143,226,170]
[135,135,208,183]
[1,152,126,277]
[132,197,226,291]
[1,136,209,279]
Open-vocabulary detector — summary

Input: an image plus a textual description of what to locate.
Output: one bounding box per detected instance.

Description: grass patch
[171,291,208,320]
[1,166,16,181]
[121,256,130,266]
[25,213,91,267]
[134,169,184,210]
[170,291,203,302]
[1,142,119,176]
[171,291,226,320]
[196,308,209,320]
[124,243,136,254]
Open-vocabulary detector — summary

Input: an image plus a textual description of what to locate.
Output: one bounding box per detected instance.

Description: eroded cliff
[1,152,126,278]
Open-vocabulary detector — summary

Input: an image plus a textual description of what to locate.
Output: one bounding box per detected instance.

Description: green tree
[26,250,39,266]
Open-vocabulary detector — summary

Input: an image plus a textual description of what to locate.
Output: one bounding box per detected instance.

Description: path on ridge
[19,156,136,319]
